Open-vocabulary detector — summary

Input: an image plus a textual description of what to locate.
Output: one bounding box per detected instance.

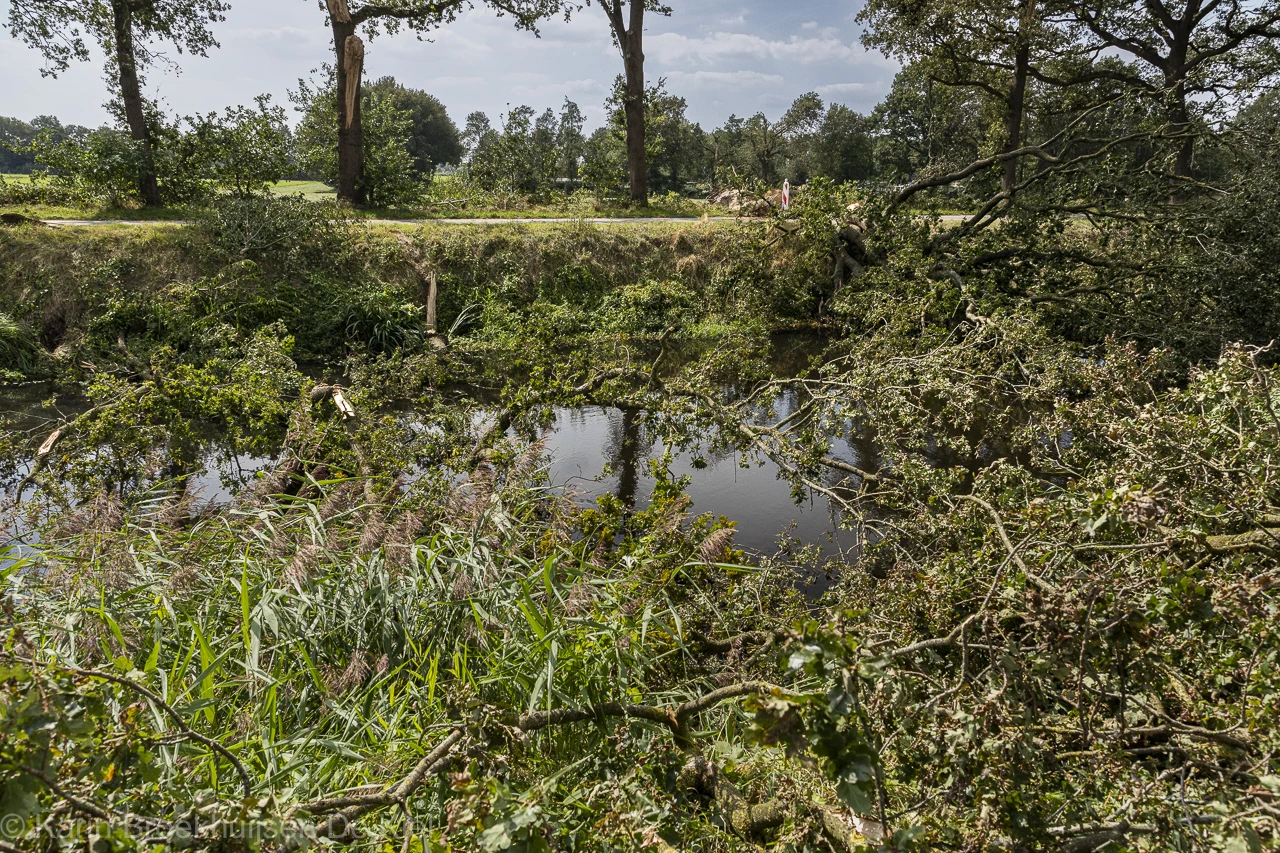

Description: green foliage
[601,279,697,335]
[5,0,230,79]
[0,311,37,375]
[294,75,426,208]
[29,127,148,207]
[175,96,292,197]
[466,105,562,199]
[365,76,465,175]
[605,77,710,195]
[580,126,626,199]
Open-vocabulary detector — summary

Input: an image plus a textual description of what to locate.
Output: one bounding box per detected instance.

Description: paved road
[41,214,972,228]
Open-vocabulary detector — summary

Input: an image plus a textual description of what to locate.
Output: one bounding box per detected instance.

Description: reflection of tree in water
[604,406,652,509]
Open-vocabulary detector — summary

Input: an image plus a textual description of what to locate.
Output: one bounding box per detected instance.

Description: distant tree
[728,93,824,185]
[462,111,495,158]
[6,0,230,206]
[580,125,626,197]
[0,118,37,173]
[811,105,875,184]
[707,115,745,187]
[467,105,560,196]
[555,99,586,181]
[364,76,463,174]
[314,0,571,206]
[871,64,985,182]
[589,0,672,205]
[532,107,560,186]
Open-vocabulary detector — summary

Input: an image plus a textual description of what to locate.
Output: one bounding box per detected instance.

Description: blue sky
[0,1,898,131]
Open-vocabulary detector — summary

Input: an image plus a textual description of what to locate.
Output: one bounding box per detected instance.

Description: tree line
[7,0,1280,211]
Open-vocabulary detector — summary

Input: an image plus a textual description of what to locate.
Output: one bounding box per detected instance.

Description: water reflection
[544,404,851,564]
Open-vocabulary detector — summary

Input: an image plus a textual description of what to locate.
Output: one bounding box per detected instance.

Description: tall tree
[7,0,230,206]
[860,0,1063,194]
[591,0,671,205]
[316,0,570,205]
[1057,0,1280,189]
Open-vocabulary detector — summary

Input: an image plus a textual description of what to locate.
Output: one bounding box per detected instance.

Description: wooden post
[425,271,439,334]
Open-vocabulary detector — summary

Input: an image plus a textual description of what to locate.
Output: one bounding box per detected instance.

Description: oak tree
[860,0,1065,194]
[1057,0,1280,188]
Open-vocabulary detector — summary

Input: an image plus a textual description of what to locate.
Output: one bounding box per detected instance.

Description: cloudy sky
[0,1,898,132]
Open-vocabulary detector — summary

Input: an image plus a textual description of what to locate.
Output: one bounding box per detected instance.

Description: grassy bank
[0,209,819,384]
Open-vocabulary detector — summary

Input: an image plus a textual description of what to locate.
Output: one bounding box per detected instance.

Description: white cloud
[0,0,900,134]
[647,31,870,67]
[664,70,785,89]
[816,82,870,96]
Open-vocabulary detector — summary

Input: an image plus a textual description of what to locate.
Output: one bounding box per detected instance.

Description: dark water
[1,334,857,581]
[543,402,854,558]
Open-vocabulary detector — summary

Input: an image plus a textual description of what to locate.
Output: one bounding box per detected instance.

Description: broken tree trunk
[425,271,439,334]
[330,0,365,205]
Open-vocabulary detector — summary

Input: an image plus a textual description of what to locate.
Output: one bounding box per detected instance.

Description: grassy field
[3,172,740,221]
[271,179,337,201]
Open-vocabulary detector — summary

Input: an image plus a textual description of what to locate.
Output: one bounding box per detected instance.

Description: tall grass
[0,311,37,372]
[2,451,787,848]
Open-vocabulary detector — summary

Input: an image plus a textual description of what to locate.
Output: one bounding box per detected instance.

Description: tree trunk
[622,3,648,206]
[109,0,161,207]
[1168,82,1193,202]
[1167,17,1193,202]
[1003,45,1029,194]
[330,0,365,206]
[1002,0,1035,194]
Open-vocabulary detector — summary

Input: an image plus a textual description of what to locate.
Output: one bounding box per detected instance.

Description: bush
[0,174,85,207]
[29,127,146,207]
[173,96,292,198]
[601,279,698,335]
[195,192,356,269]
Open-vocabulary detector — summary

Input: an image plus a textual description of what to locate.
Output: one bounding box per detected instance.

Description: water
[543,404,852,554]
[1,335,858,584]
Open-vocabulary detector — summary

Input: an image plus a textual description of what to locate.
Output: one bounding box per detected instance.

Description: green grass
[271,179,338,201]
